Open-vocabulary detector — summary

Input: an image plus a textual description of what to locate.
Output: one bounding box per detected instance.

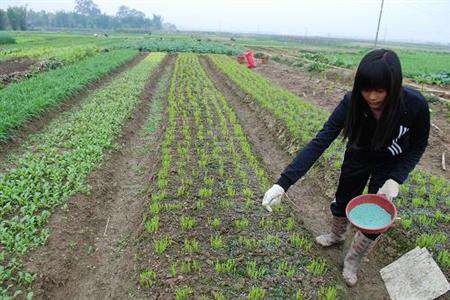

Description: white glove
[262,184,285,212]
[377,179,399,201]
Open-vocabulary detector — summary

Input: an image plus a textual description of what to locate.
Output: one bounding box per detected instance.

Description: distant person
[261,49,430,286]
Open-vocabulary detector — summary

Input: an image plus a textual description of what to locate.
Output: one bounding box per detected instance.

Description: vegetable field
[136,54,339,298]
[0,32,448,299]
[237,36,450,86]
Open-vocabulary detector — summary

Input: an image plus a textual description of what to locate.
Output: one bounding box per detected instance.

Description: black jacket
[277,86,430,191]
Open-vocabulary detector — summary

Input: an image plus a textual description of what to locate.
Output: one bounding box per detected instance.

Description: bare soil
[201,56,391,299]
[253,60,449,180]
[24,54,174,299]
[0,57,37,76]
[0,53,147,173]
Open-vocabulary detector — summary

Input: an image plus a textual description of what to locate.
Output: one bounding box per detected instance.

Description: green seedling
[218,166,225,177]
[154,236,172,254]
[295,289,303,300]
[246,260,267,280]
[277,260,288,274]
[418,214,435,227]
[211,235,225,250]
[239,236,261,250]
[157,178,168,189]
[196,200,206,210]
[227,186,237,197]
[149,202,160,215]
[151,191,166,202]
[215,259,236,273]
[434,210,443,221]
[175,286,193,300]
[145,216,159,233]
[170,262,177,277]
[199,187,213,198]
[248,287,266,300]
[163,202,183,211]
[318,286,337,300]
[416,232,447,248]
[176,185,188,197]
[204,176,215,186]
[286,267,296,278]
[412,197,424,207]
[183,238,200,254]
[401,218,413,230]
[245,199,254,209]
[307,258,327,276]
[437,249,450,268]
[139,269,156,288]
[285,217,295,231]
[234,218,249,230]
[208,217,222,228]
[289,233,312,251]
[264,234,282,249]
[428,196,437,208]
[242,187,253,198]
[181,260,198,274]
[259,217,274,229]
[180,216,197,231]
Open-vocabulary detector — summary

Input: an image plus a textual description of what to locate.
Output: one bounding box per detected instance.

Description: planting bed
[209,54,449,279]
[0,49,139,141]
[135,53,342,299]
[0,53,166,298]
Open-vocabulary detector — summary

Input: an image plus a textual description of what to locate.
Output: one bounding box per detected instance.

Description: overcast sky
[1,0,449,44]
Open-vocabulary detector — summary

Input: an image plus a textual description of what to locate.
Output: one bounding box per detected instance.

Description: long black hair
[342,49,403,150]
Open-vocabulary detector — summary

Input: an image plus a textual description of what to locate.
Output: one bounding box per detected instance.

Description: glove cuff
[276,175,291,192]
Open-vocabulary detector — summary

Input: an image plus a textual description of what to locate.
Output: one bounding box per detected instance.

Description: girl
[262,49,430,286]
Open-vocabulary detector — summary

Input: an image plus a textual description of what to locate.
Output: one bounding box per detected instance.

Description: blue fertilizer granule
[348,203,392,229]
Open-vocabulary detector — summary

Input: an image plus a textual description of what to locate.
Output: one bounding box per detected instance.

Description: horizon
[1,0,449,45]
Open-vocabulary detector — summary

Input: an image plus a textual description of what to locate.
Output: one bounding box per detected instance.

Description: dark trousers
[331,149,398,240]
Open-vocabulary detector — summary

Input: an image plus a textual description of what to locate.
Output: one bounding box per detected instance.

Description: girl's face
[362,89,387,110]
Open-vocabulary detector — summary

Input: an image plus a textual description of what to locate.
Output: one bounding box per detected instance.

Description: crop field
[236,36,450,86]
[210,54,449,270]
[0,32,448,299]
[0,32,131,63]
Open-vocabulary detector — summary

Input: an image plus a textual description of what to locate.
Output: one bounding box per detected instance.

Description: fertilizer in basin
[348,203,391,229]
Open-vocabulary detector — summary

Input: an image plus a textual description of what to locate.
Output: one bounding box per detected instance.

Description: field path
[25,54,174,299]
[201,55,390,299]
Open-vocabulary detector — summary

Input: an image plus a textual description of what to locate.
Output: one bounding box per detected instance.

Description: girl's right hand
[377,179,399,201]
[262,184,285,212]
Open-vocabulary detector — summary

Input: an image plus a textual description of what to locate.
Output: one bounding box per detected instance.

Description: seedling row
[136,53,340,299]
[0,53,165,297]
[209,54,449,270]
[0,49,139,140]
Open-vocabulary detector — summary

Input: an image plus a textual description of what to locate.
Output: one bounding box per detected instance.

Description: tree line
[0,0,175,31]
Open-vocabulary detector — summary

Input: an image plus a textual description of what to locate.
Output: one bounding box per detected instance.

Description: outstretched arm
[277,93,350,191]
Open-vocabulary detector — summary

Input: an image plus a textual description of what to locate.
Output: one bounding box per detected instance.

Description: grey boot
[342,231,378,286]
[315,216,349,247]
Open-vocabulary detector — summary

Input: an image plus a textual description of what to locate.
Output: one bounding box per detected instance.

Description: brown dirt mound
[0,58,37,76]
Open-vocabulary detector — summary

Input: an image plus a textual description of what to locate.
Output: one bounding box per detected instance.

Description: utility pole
[374,0,385,48]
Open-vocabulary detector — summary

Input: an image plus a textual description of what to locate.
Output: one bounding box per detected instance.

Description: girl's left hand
[377,179,399,201]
